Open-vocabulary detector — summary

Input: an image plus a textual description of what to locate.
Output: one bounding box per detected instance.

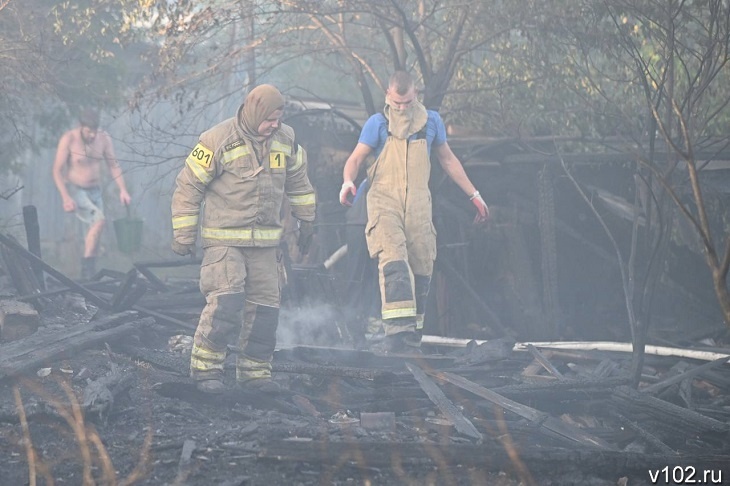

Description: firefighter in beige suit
[171,85,316,393]
[340,71,489,352]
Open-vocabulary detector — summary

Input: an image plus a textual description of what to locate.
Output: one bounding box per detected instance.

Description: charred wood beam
[0,311,147,380]
[117,281,148,311]
[110,269,139,310]
[640,356,729,395]
[272,361,397,382]
[114,343,188,375]
[610,411,677,455]
[694,369,730,389]
[132,305,197,331]
[612,385,729,435]
[22,206,44,290]
[360,398,434,414]
[94,269,127,280]
[537,166,560,336]
[0,233,109,309]
[491,376,631,400]
[1,278,124,303]
[526,344,564,378]
[133,264,168,291]
[132,258,201,292]
[0,237,43,299]
[427,370,613,450]
[405,362,482,441]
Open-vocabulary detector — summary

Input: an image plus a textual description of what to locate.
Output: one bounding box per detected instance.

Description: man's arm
[52,132,76,212]
[435,141,490,223]
[340,142,373,206]
[101,132,131,205]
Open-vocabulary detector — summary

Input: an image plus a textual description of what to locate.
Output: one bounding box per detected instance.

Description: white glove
[339,181,356,206]
[470,191,490,224]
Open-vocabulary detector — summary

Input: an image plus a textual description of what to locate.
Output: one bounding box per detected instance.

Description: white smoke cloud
[277,301,346,348]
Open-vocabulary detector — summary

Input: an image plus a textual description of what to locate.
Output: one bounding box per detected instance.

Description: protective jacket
[171,107,316,248]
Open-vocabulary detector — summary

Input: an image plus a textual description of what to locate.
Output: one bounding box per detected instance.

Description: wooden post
[22,205,45,290]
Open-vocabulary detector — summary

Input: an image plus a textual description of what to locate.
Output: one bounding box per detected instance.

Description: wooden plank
[1,278,124,303]
[640,356,729,395]
[22,205,45,290]
[612,385,729,434]
[0,233,110,309]
[491,376,630,400]
[521,359,546,378]
[405,362,482,441]
[427,370,614,450]
[110,269,138,311]
[526,344,564,378]
[0,238,42,297]
[0,310,143,380]
[118,281,148,311]
[610,411,676,455]
[133,263,169,291]
[132,304,197,331]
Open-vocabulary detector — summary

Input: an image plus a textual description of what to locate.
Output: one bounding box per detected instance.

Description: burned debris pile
[1,233,730,485]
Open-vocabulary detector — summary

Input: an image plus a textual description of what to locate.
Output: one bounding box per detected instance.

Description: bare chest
[67,137,104,170]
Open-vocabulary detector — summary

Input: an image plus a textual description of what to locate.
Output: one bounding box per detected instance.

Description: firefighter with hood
[340,71,489,352]
[171,84,316,393]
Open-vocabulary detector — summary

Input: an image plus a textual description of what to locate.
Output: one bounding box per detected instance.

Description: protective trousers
[365,136,436,336]
[190,246,280,382]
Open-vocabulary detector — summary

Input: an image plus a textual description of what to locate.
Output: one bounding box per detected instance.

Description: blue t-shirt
[358,110,447,159]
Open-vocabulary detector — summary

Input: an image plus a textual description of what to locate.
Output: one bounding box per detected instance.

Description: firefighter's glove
[339,181,356,206]
[470,191,490,224]
[172,240,196,257]
[297,220,314,255]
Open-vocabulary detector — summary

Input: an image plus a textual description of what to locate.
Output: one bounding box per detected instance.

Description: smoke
[277,301,344,348]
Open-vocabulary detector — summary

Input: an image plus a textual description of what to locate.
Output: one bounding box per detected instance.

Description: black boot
[371,331,421,354]
[80,257,96,281]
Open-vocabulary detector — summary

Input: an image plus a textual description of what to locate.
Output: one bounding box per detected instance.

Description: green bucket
[114,207,143,254]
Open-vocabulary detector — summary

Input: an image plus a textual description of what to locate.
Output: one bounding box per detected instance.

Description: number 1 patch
[269,152,286,169]
[187,143,214,168]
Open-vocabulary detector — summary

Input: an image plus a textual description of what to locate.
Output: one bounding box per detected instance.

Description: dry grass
[12,377,153,485]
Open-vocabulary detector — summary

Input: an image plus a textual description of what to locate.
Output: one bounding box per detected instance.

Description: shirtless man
[52,108,131,279]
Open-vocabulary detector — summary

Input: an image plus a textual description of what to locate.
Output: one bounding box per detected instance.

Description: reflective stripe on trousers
[190,246,280,380]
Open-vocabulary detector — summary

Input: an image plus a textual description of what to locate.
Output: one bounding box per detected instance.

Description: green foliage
[0,0,145,173]
[5,0,730,175]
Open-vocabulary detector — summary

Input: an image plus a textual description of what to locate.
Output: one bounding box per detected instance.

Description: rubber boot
[236,355,281,394]
[80,257,96,281]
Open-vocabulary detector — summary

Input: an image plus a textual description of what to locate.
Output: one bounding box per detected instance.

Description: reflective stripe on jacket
[171,107,316,248]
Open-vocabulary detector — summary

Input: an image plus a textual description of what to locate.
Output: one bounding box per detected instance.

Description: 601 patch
[187,143,214,168]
